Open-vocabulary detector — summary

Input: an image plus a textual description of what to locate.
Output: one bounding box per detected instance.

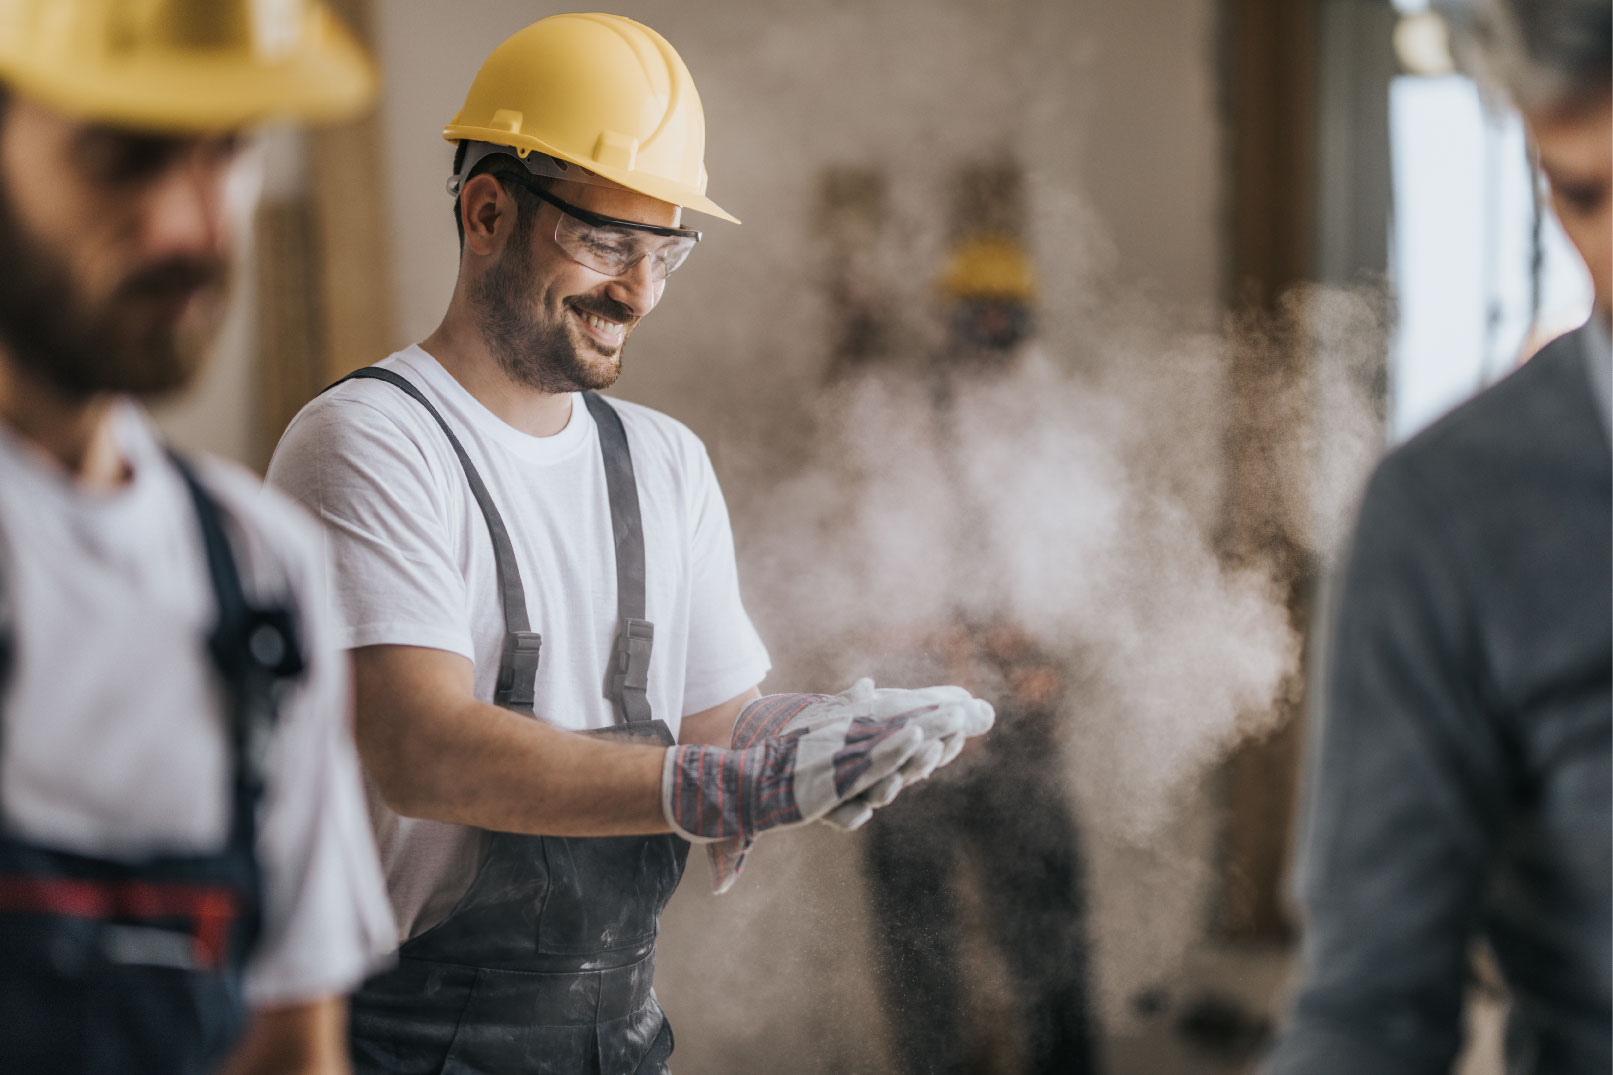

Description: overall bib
[0,455,305,1074]
[340,370,689,1075]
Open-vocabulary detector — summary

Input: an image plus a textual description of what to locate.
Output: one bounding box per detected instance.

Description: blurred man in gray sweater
[1263,0,1611,1071]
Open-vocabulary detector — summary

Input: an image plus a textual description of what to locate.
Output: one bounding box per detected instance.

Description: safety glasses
[507,173,702,282]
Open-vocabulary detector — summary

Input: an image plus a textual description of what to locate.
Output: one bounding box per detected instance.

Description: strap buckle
[610,619,655,722]
[496,631,543,714]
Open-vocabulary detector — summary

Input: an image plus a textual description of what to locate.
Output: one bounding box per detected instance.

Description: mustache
[115,257,227,302]
[569,296,637,325]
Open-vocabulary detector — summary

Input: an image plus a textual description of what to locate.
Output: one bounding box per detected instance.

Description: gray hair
[1447,0,1612,112]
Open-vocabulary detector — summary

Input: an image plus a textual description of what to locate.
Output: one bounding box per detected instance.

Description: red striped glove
[666,680,996,892]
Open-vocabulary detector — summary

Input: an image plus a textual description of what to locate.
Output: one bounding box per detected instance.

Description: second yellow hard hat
[938,236,1038,303]
[0,0,375,131]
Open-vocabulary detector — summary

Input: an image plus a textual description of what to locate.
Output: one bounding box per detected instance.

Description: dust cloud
[731,281,1389,844]
[669,270,1394,1054]
[632,1,1393,1061]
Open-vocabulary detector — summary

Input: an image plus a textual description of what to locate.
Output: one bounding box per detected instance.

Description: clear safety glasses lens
[552,213,697,282]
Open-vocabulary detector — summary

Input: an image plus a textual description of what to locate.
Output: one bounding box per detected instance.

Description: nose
[141,149,232,264]
[603,254,664,317]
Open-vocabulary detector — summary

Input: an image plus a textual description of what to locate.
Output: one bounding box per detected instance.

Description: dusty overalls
[340,370,689,1075]
[0,456,306,1074]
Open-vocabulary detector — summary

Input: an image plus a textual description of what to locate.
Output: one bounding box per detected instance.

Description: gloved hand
[668,679,995,893]
[735,682,988,825]
[819,717,972,831]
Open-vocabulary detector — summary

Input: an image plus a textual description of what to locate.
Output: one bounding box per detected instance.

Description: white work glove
[817,684,979,830]
[668,679,995,893]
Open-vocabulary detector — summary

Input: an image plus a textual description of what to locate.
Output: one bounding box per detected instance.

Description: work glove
[741,682,982,832]
[818,718,973,831]
[666,679,995,893]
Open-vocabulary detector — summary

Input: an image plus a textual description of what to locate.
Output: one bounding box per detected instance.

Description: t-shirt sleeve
[231,488,396,1006]
[266,397,475,660]
[679,443,770,715]
[1262,457,1504,1074]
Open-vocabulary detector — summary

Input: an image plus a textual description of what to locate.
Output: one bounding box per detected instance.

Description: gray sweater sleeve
[1262,458,1509,1074]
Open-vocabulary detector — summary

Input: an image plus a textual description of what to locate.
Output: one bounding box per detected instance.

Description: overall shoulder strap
[324,367,542,713]
[583,392,654,725]
[168,452,304,849]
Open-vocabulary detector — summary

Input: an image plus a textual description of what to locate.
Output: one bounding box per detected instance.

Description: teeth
[583,312,623,337]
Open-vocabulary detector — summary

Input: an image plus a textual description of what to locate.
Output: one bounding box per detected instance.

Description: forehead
[1529,92,1612,176]
[2,94,230,174]
[548,175,682,229]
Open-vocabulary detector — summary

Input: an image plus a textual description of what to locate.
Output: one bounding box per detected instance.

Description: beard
[0,179,229,401]
[471,227,634,394]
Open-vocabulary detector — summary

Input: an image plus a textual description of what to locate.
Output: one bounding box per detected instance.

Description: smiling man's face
[471,174,680,394]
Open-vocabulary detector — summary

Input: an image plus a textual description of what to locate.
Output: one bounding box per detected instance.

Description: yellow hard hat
[443,13,738,225]
[0,0,375,131]
[938,236,1038,302]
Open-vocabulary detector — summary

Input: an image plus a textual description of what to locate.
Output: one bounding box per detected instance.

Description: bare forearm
[353,646,670,837]
[365,698,669,836]
[218,1000,349,1075]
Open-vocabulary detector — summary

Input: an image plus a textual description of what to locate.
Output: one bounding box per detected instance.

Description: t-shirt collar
[392,345,594,466]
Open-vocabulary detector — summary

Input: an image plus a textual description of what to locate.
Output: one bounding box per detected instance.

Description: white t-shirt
[0,404,394,1007]
[266,346,771,939]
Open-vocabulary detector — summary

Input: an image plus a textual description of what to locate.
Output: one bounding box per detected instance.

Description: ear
[458,173,514,257]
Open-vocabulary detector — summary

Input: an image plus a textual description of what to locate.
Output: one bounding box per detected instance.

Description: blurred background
[153,1,1592,1072]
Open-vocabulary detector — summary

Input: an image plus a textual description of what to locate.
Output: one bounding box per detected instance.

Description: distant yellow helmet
[938,236,1038,302]
[444,13,738,224]
[0,0,375,131]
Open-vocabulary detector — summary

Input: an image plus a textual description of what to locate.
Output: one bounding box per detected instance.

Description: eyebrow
[509,173,701,241]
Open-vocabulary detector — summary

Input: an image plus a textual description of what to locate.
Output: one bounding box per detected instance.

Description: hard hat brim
[443,123,741,226]
[0,11,375,132]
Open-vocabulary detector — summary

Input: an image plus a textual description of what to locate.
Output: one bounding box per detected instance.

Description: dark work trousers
[866,706,1099,1075]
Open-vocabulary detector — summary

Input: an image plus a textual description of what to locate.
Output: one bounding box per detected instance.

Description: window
[1388,2,1593,440]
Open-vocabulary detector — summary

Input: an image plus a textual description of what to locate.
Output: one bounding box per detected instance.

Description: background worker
[0,1,394,1072]
[266,14,992,1074]
[1262,0,1611,1070]
[860,228,1100,1075]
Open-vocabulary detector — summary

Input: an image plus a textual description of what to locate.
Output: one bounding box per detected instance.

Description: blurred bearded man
[0,126,230,400]
[0,2,396,1072]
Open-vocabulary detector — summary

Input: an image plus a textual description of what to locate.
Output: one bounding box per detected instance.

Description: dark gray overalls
[338,369,688,1075]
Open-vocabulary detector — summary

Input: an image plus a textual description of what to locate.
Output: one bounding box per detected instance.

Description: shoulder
[278,356,451,460]
[1350,325,1609,598]
[180,453,324,597]
[1384,327,1602,499]
[267,355,465,507]
[592,393,713,474]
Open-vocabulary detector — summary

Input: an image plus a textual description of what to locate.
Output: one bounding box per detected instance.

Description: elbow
[370,773,436,820]
[355,728,459,822]
[366,754,461,821]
